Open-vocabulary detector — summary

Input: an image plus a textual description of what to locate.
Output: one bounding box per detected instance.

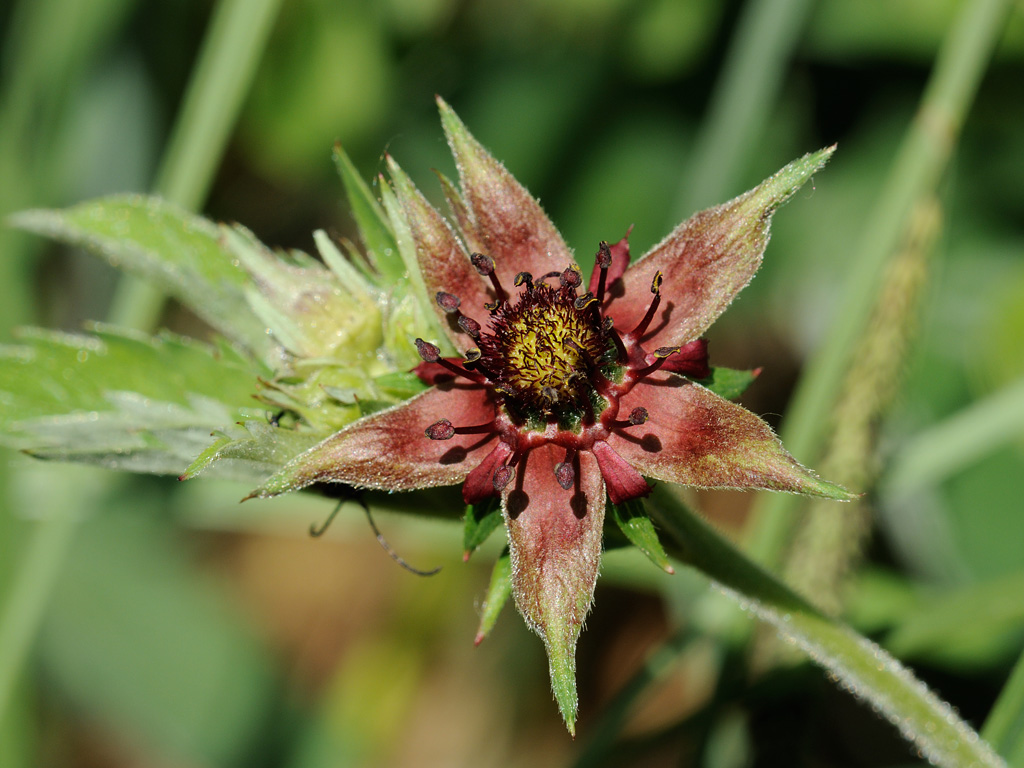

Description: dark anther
[574,292,598,311]
[464,347,482,363]
[457,315,482,338]
[415,338,441,362]
[654,345,680,358]
[483,300,500,312]
[470,252,495,275]
[471,252,507,302]
[436,292,461,313]
[415,338,487,384]
[628,407,649,425]
[560,265,582,289]
[493,464,516,492]
[514,271,534,291]
[595,241,612,303]
[554,461,575,490]
[650,271,664,294]
[425,419,456,440]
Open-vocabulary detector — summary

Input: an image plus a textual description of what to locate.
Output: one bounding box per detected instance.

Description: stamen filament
[627,270,663,341]
[631,346,680,379]
[595,241,611,303]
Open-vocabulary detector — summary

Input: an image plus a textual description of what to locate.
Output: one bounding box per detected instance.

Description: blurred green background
[1,0,1023,766]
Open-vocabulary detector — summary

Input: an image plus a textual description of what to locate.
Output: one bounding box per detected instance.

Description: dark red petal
[248,384,497,498]
[438,97,575,289]
[607,377,854,499]
[463,439,513,504]
[588,228,632,298]
[655,338,710,379]
[502,444,605,734]
[591,440,651,505]
[608,148,835,349]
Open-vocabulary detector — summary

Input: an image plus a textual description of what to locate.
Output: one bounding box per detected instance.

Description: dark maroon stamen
[415,338,486,383]
[425,419,456,440]
[537,270,562,284]
[554,448,576,490]
[629,407,649,425]
[458,314,482,338]
[573,292,597,311]
[627,271,663,341]
[595,241,612,303]
[425,417,497,440]
[436,292,461,313]
[612,407,649,430]
[560,265,582,290]
[632,345,680,379]
[415,338,441,362]
[554,463,574,490]
[493,464,515,492]
[514,271,534,291]
[471,252,507,303]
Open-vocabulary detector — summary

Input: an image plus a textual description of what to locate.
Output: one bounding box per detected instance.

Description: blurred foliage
[1,0,1023,766]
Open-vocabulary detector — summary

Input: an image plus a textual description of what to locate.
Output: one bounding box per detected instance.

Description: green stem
[650,489,1005,768]
[982,650,1024,765]
[744,0,1015,569]
[107,0,282,330]
[675,0,816,217]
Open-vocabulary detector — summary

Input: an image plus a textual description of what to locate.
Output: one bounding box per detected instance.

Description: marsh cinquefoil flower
[251,98,851,732]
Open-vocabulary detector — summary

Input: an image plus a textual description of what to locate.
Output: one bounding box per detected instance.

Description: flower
[249,98,851,733]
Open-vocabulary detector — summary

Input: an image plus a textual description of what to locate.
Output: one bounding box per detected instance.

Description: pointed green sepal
[698,366,762,401]
[610,499,675,574]
[332,143,404,282]
[474,551,512,646]
[463,497,502,561]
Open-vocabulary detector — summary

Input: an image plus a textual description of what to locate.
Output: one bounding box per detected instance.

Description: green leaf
[373,371,429,401]
[983,649,1024,765]
[180,422,328,484]
[697,366,761,401]
[650,488,1006,768]
[610,499,675,574]
[333,144,405,283]
[462,497,502,560]
[0,325,265,477]
[10,197,272,357]
[474,551,512,646]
